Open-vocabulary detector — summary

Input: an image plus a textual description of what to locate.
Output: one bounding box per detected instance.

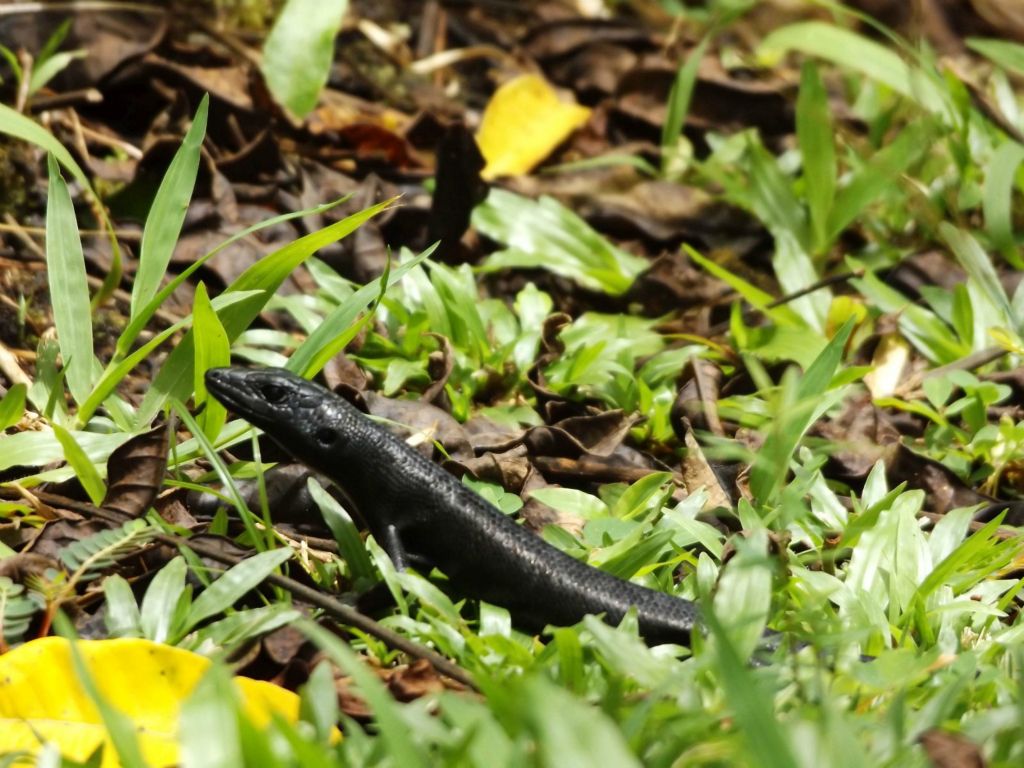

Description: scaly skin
[206,367,700,644]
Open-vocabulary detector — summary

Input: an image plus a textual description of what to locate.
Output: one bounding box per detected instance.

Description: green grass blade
[940,223,1017,327]
[53,614,149,768]
[983,141,1024,268]
[796,61,836,253]
[0,383,26,430]
[827,120,933,242]
[116,197,349,359]
[192,282,231,441]
[77,291,261,427]
[703,607,799,768]
[261,0,350,117]
[52,423,106,505]
[757,22,945,114]
[684,245,805,327]
[967,38,1024,77]
[136,199,395,426]
[301,620,430,768]
[45,154,96,406]
[139,555,187,644]
[287,244,432,376]
[183,547,293,634]
[661,36,709,176]
[131,94,208,318]
[749,318,854,502]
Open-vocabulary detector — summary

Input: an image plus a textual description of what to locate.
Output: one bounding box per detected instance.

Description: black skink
[206,367,700,644]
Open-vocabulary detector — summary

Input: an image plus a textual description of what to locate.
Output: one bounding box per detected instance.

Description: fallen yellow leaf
[0,637,307,767]
[477,74,591,180]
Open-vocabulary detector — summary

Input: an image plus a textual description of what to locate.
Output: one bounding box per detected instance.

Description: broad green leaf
[796,62,836,253]
[758,22,945,114]
[140,556,188,644]
[0,429,130,476]
[746,138,808,248]
[712,528,772,661]
[703,608,799,768]
[102,575,143,638]
[983,141,1024,268]
[967,37,1024,77]
[0,383,26,430]
[180,664,243,768]
[52,423,105,505]
[183,548,293,635]
[45,155,96,405]
[473,189,647,295]
[522,675,642,768]
[137,199,394,426]
[29,50,86,96]
[851,268,968,363]
[939,223,1017,327]
[192,282,231,441]
[261,0,349,117]
[132,94,208,318]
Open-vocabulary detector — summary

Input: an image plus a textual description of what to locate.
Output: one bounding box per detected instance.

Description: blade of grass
[137,198,395,426]
[0,383,26,430]
[827,119,934,243]
[300,619,430,768]
[661,36,709,177]
[702,606,799,768]
[940,222,1017,327]
[116,197,350,359]
[983,141,1024,269]
[684,245,805,327]
[192,282,231,441]
[181,547,293,637]
[796,61,836,254]
[287,244,433,376]
[52,423,106,505]
[757,22,945,114]
[131,94,208,317]
[749,318,855,501]
[0,104,122,308]
[967,38,1024,77]
[45,155,96,406]
[76,291,261,427]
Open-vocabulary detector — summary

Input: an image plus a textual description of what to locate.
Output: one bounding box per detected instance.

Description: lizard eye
[315,427,337,446]
[261,384,287,403]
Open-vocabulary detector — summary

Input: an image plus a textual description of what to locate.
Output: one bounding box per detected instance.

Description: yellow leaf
[0,637,311,766]
[477,74,590,180]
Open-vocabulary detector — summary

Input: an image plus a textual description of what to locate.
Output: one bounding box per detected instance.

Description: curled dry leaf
[101,421,170,518]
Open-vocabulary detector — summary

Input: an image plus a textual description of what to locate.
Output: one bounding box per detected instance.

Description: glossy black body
[206,367,700,644]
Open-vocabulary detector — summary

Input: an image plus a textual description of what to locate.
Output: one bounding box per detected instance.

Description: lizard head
[205,367,361,462]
